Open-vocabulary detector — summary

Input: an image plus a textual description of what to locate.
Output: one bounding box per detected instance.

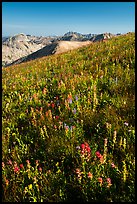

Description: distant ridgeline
[2,31,126,67]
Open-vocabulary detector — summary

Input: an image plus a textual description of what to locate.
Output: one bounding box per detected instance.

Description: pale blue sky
[2,2,135,36]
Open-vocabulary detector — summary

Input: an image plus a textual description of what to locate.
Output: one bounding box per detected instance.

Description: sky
[2,2,135,37]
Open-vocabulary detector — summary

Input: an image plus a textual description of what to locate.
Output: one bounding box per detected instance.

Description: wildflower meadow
[2,32,135,202]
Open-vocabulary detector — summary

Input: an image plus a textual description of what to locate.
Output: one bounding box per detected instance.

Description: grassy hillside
[2,32,135,202]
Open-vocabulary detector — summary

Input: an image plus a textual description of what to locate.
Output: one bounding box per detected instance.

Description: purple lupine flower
[72,108,77,114]
[75,95,78,101]
[68,98,72,104]
[64,123,69,131]
[66,126,69,130]
[70,126,73,131]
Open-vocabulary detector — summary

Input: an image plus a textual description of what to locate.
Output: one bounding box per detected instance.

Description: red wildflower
[106,178,111,184]
[75,168,82,179]
[80,142,91,158]
[86,146,91,153]
[81,143,85,150]
[14,166,20,173]
[55,115,59,120]
[75,168,81,174]
[35,160,39,165]
[7,160,12,165]
[2,162,5,168]
[39,167,42,172]
[80,144,85,155]
[98,177,103,184]
[68,94,72,100]
[95,151,102,159]
[111,162,116,168]
[106,178,112,187]
[26,160,30,164]
[19,164,24,169]
[100,155,104,163]
[88,172,93,179]
[51,103,55,108]
[54,125,57,129]
[84,142,89,147]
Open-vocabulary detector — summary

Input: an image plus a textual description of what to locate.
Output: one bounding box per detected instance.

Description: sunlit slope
[2,31,135,154]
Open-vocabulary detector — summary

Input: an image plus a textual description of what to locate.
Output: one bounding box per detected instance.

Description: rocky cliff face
[90,33,114,42]
[2,33,54,66]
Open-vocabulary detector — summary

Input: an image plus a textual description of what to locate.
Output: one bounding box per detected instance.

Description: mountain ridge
[2,31,122,67]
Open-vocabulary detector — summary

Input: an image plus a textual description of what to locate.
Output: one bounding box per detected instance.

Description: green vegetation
[2,32,135,202]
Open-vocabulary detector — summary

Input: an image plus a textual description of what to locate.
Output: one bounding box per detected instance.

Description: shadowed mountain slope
[7,40,92,66]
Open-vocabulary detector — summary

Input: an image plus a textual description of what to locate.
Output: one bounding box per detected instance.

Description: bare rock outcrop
[7,40,92,66]
[2,33,54,66]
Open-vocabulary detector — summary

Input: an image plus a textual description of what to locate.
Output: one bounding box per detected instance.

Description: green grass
[2,32,135,202]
